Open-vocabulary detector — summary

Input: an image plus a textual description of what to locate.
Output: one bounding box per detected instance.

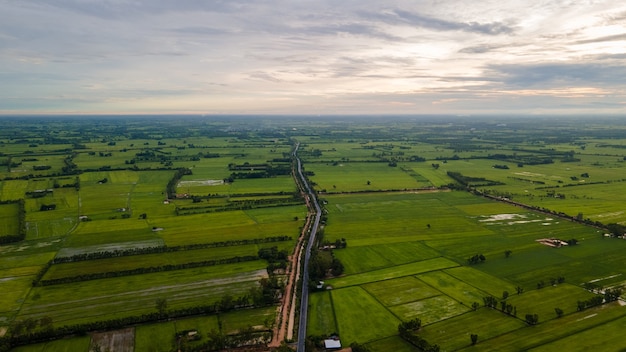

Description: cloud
[1,0,625,114]
[19,0,253,19]
[458,44,503,54]
[169,26,231,36]
[576,33,626,44]
[247,71,284,83]
[293,23,402,41]
[488,62,626,87]
[360,8,515,35]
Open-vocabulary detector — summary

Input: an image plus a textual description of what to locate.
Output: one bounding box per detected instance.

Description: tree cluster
[308,249,344,283]
[524,314,539,325]
[467,253,486,265]
[166,168,193,198]
[447,171,503,187]
[397,319,439,352]
[258,246,289,273]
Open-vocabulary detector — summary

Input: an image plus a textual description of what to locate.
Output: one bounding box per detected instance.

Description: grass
[174,315,220,334]
[44,243,279,281]
[219,306,276,333]
[10,335,90,352]
[326,257,459,289]
[308,291,338,336]
[460,302,626,352]
[135,321,176,352]
[331,286,401,344]
[0,202,20,235]
[418,308,527,351]
[0,275,35,314]
[362,276,440,306]
[505,284,598,322]
[18,262,267,325]
[445,267,518,298]
[528,313,626,351]
[24,188,79,239]
[308,162,429,192]
[333,241,441,275]
[6,117,626,351]
[389,295,470,325]
[0,252,56,270]
[366,335,420,352]
[0,180,29,201]
[417,271,489,306]
[308,189,626,350]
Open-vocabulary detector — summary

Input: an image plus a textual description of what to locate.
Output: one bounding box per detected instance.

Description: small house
[323,338,341,350]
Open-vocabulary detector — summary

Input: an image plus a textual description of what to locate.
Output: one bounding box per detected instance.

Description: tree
[331,258,345,276]
[350,342,371,352]
[554,307,564,318]
[366,180,371,185]
[604,287,623,302]
[218,294,234,312]
[606,223,626,237]
[502,291,509,300]
[525,314,539,325]
[482,296,498,308]
[504,250,512,258]
[398,318,422,334]
[516,286,524,295]
[505,303,514,315]
[470,334,478,345]
[156,297,168,317]
[471,302,480,311]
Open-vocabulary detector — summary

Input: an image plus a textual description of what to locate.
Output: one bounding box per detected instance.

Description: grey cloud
[458,44,500,54]
[247,71,283,83]
[21,0,255,19]
[360,9,514,35]
[576,33,626,44]
[488,62,626,87]
[297,23,402,41]
[169,27,231,36]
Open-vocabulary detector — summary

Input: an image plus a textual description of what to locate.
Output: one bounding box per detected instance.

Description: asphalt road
[293,143,322,352]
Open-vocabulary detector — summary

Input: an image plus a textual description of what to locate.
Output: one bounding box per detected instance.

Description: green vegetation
[0,117,307,351]
[3,116,626,351]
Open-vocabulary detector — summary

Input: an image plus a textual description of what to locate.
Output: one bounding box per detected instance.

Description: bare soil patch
[91,327,135,352]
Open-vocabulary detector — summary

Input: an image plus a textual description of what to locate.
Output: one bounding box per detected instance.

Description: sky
[1,0,626,115]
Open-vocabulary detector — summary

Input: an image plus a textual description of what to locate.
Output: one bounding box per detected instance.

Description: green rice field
[3,117,626,351]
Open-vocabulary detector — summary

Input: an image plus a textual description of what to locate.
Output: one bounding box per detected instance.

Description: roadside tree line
[51,236,292,264]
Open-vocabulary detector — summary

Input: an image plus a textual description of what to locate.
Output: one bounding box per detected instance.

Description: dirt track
[268,192,312,348]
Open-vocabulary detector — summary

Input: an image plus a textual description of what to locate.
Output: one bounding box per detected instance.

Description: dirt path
[268,190,313,348]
